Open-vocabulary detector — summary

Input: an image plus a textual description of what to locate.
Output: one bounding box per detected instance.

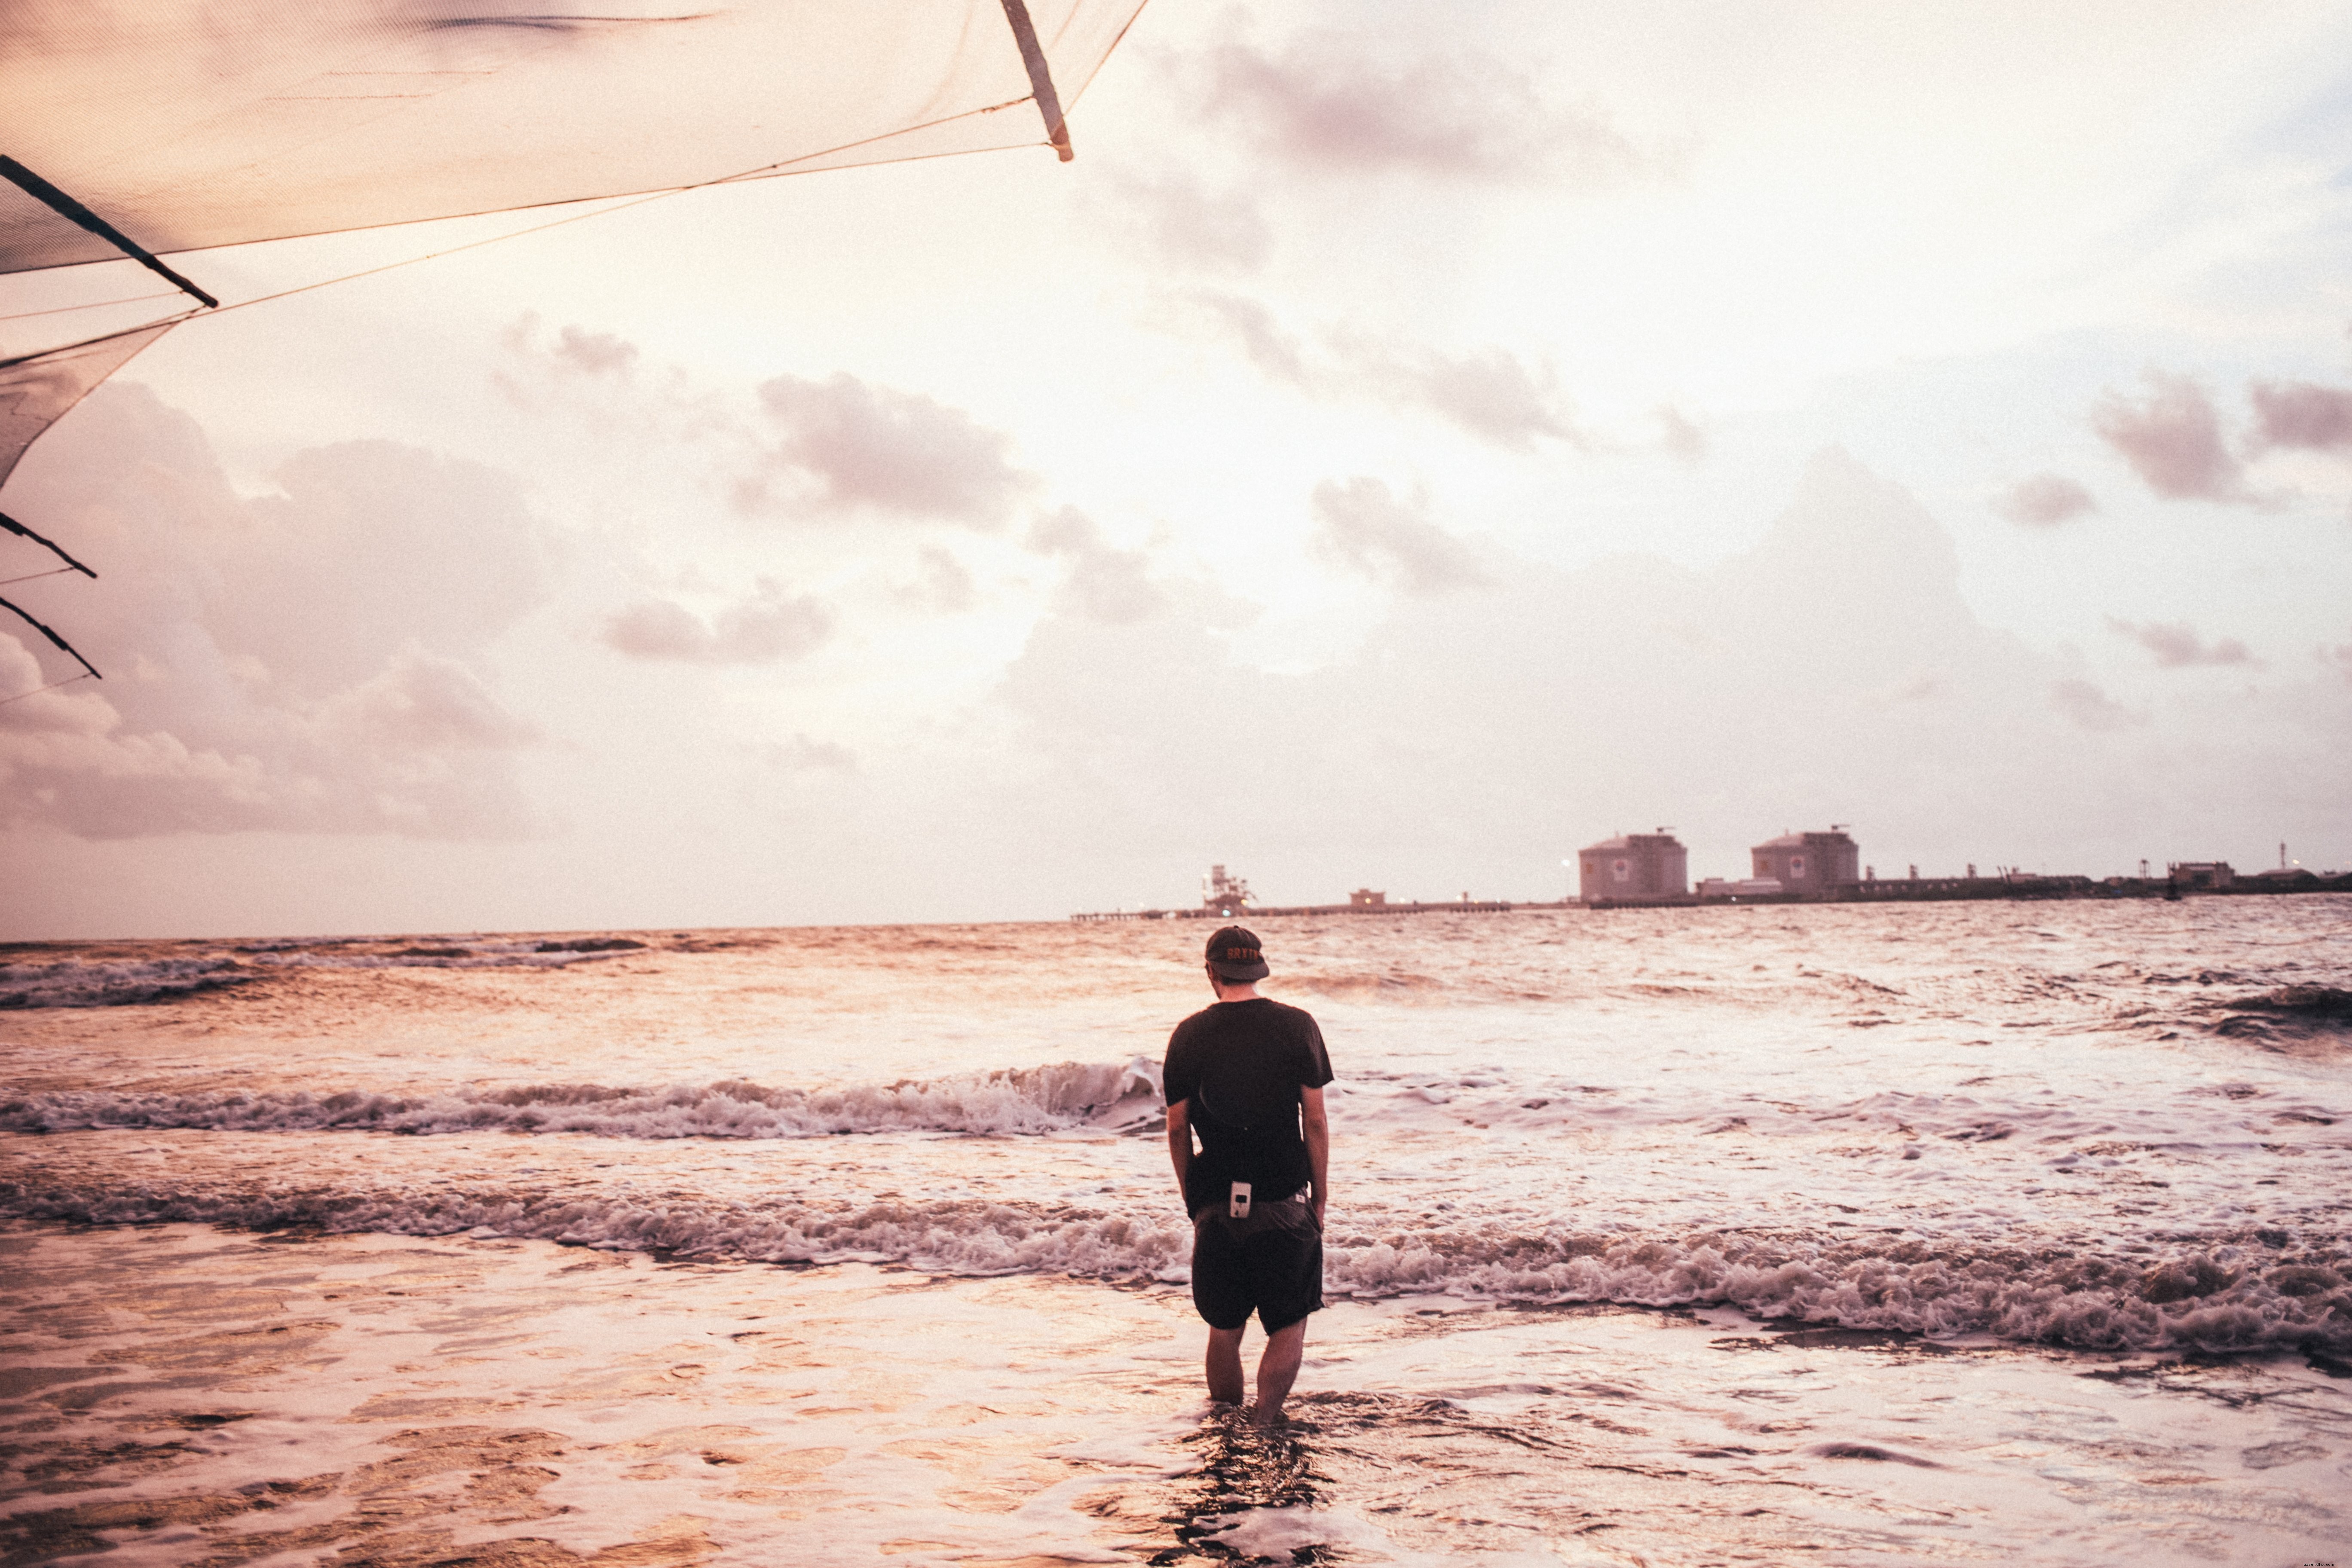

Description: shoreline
[6,1219,2349,1567]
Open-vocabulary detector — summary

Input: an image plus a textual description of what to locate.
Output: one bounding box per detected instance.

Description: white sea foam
[1,1170,2342,1356]
[0,1058,1166,1139]
[8,900,2351,1370]
[1197,1506,1394,1559]
[14,1055,2336,1153]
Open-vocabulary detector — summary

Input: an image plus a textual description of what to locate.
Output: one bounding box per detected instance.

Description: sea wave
[250,943,634,972]
[7,1061,2340,1152]
[0,1059,1167,1140]
[0,941,641,1008]
[0,958,255,1010]
[2209,985,2352,1041]
[0,1175,2341,1355]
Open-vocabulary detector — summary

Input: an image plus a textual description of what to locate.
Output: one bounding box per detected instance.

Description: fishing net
[0,0,1145,273]
[0,320,182,488]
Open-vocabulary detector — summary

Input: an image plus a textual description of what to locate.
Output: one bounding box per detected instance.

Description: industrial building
[1201,865,1251,913]
[1750,829,1860,899]
[1578,832,1688,903]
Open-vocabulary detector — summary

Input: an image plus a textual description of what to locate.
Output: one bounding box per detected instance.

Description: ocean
[2,898,2348,1565]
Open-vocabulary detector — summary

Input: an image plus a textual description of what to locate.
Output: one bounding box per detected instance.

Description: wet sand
[6,1221,2347,1566]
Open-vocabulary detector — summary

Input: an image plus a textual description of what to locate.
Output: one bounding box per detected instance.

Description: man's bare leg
[1204,1326,1247,1404]
[1251,1318,1307,1425]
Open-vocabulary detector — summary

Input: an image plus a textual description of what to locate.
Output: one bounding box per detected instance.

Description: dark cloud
[0,386,544,840]
[1112,175,1271,272]
[1025,507,1167,625]
[1195,34,1647,186]
[1994,472,2097,527]
[1310,478,1488,594]
[2248,379,2352,450]
[2106,618,2254,668]
[2048,678,2144,732]
[2091,373,2247,502]
[601,579,831,665]
[742,373,1035,526]
[1657,405,1707,461]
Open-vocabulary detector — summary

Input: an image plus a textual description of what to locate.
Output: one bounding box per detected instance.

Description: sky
[4,0,2352,938]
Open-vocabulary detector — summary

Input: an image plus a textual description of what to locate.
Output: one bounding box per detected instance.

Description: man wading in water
[1164,926,1332,1424]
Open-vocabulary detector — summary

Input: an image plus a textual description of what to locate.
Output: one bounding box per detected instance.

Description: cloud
[0,635,539,840]
[894,545,979,615]
[1309,478,1488,594]
[741,373,1035,525]
[749,734,857,775]
[601,579,832,665]
[1994,472,2097,527]
[1109,175,1271,272]
[1026,507,1165,625]
[0,386,545,840]
[331,648,541,750]
[1347,340,1586,452]
[1194,33,1647,186]
[993,451,2250,904]
[2091,372,2247,502]
[1177,291,1310,385]
[2248,379,2352,450]
[1176,294,1582,450]
[495,316,667,416]
[2106,617,2254,668]
[1657,405,1707,461]
[1877,671,1946,704]
[2326,639,2352,687]
[552,325,638,377]
[2048,677,2145,731]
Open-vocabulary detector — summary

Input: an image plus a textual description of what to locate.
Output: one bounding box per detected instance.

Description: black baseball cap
[1204,925,1269,981]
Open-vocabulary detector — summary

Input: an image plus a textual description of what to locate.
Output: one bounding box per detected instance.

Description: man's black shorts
[1190,1200,1323,1332]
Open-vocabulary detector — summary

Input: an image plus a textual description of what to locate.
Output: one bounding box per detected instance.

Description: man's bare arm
[1300,1084,1329,1225]
[1165,1098,1193,1211]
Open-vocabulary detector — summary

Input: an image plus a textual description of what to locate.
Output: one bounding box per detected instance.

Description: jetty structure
[1071,840,2348,921]
[1072,866,1516,922]
[1584,827,2352,908]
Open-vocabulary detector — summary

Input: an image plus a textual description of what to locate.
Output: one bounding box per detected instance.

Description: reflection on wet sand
[8,1223,2346,1566]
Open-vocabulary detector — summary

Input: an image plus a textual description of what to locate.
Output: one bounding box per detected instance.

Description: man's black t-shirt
[1164,997,1333,1215]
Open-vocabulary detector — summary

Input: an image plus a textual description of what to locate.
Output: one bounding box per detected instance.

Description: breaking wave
[0,1173,2342,1356]
[0,958,255,1010]
[0,1059,1167,1140]
[0,940,646,1008]
[2211,985,2352,1039]
[253,943,638,972]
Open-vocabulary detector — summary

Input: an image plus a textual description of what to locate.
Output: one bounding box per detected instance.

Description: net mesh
[0,321,181,488]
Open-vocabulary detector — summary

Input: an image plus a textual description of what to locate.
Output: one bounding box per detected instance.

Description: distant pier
[1071,899,1524,923]
[1076,855,2348,922]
